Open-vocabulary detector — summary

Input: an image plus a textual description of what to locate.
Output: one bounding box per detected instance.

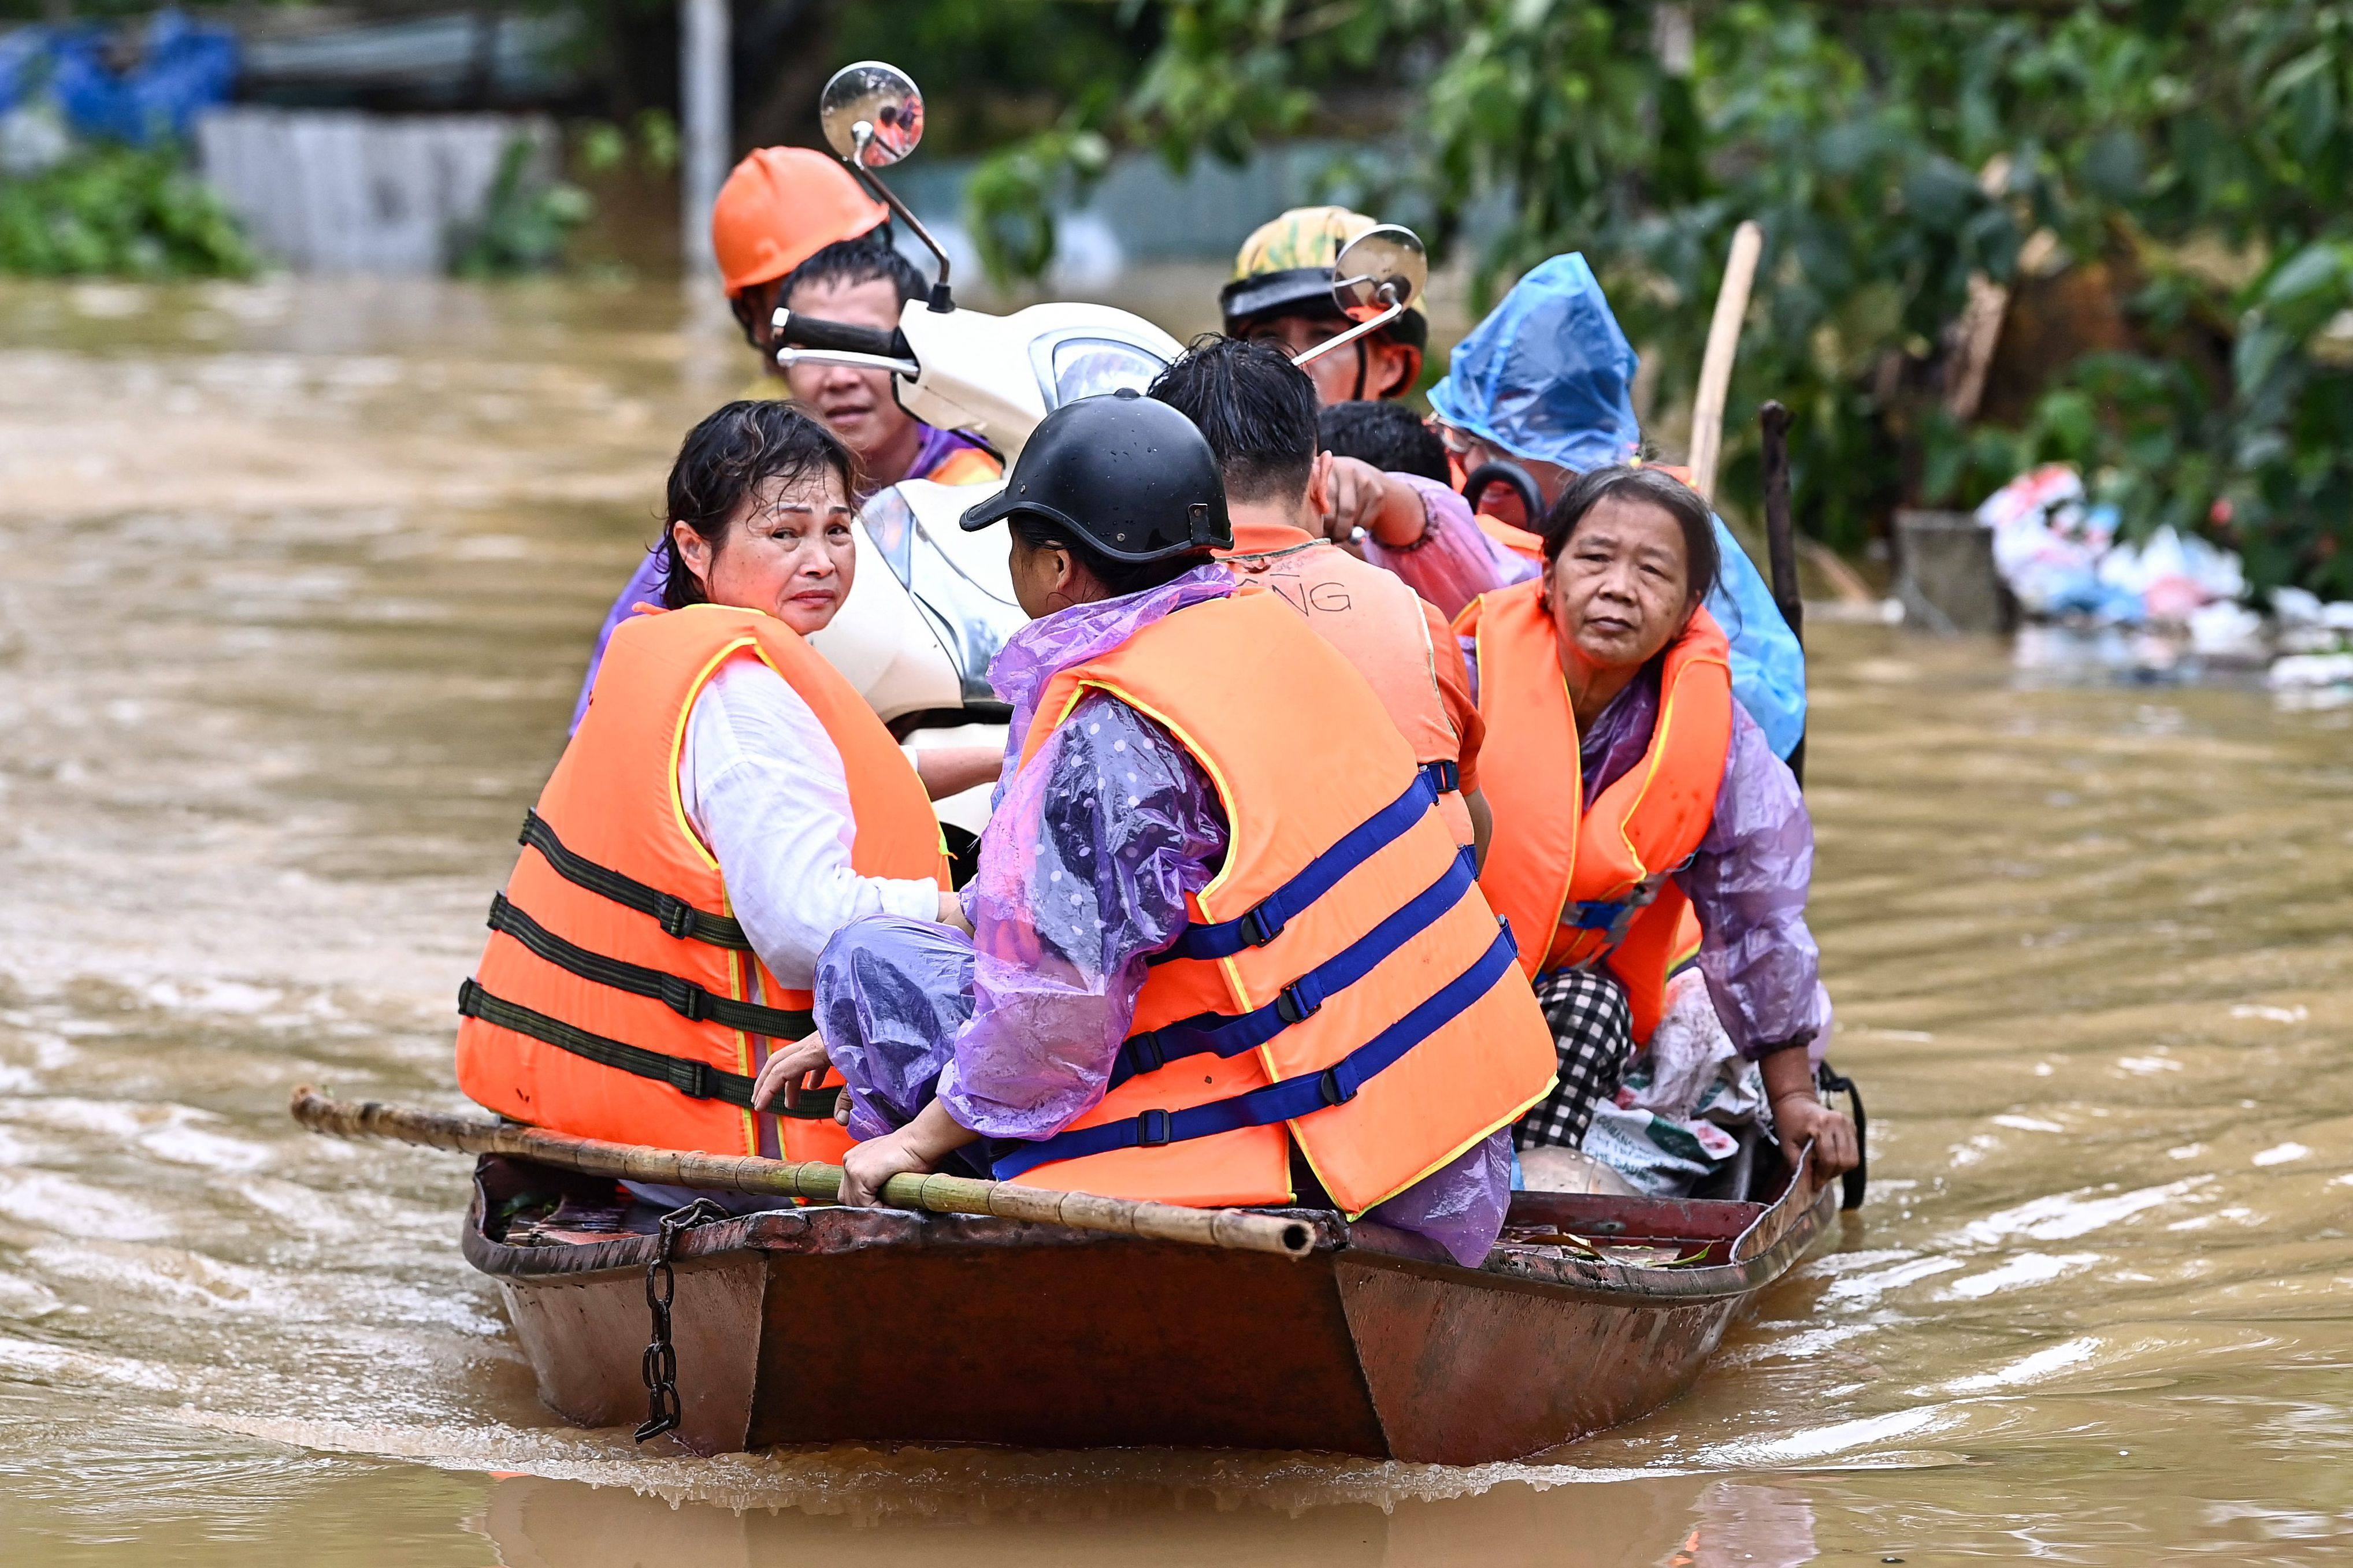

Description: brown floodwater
[1,277,2348,1566]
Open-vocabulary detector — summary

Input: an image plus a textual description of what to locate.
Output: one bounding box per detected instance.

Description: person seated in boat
[1456,462,1858,1183]
[454,401,997,1188]
[571,220,1003,732]
[1145,336,1490,862]
[1320,253,1808,763]
[759,389,1558,1266]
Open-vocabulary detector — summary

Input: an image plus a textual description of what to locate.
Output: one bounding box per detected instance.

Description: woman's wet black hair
[1538,464,1721,603]
[1005,514,1206,601]
[657,400,858,608]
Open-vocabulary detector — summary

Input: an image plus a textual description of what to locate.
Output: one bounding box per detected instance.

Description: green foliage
[0,141,255,278]
[452,137,593,278]
[963,0,2353,595]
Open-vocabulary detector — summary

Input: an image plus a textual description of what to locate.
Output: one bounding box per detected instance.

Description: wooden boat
[462,1142,1838,1463]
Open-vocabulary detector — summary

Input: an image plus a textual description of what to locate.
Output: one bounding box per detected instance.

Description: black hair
[1317,399,1450,482]
[782,233,925,306]
[656,400,858,609]
[1538,465,1721,602]
[1146,335,1319,507]
[1006,513,1204,601]
[730,233,926,348]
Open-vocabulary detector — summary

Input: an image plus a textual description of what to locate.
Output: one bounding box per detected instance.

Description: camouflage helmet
[1218,205,1430,351]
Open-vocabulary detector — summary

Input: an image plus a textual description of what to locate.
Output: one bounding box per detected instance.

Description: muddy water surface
[1,278,2347,1565]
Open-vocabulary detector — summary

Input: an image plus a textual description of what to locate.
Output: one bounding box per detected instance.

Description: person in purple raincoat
[753,393,1533,1268]
[1466,465,1858,1183]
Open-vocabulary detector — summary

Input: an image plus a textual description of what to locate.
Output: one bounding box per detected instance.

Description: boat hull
[464,1155,1836,1462]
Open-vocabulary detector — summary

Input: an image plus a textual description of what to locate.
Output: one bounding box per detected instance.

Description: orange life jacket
[1460,579,1732,1043]
[455,604,949,1160]
[1217,523,1472,845]
[990,589,1556,1213]
[925,445,1004,487]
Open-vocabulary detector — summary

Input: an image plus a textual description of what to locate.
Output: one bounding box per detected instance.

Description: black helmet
[960,389,1233,562]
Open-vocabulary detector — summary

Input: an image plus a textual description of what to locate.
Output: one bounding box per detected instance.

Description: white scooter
[779,62,1430,852]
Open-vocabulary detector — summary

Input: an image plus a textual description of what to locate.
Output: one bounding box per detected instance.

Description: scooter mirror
[1330,224,1427,320]
[821,61,925,169]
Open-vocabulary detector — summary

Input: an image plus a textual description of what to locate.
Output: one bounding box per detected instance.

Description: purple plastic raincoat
[814,565,1516,1266]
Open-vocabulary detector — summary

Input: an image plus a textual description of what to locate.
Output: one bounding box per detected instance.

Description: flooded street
[2,277,2348,1565]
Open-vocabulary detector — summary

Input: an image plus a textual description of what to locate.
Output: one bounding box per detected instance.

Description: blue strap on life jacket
[988,924,1519,1181]
[1153,762,1453,965]
[1108,845,1479,1090]
[1568,898,1629,933]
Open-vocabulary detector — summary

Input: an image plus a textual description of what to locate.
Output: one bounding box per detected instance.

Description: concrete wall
[195,106,553,273]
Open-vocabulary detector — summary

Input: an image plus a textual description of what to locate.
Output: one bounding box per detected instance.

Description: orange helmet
[711,147,889,299]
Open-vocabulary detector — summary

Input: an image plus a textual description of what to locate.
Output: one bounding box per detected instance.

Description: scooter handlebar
[775,310,914,361]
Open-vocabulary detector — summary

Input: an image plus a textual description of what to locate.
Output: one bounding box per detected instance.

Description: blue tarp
[0,11,237,146]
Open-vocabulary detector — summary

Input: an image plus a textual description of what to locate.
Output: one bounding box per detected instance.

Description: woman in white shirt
[461,402,992,1180]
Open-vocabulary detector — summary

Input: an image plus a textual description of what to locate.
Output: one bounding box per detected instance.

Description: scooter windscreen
[1042,337,1166,403]
[849,480,1024,715]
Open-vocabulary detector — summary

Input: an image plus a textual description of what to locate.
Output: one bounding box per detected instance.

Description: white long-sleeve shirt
[677,657,942,991]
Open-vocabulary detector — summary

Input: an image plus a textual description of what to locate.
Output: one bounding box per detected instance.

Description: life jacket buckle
[656,974,710,1023]
[653,895,697,941]
[1125,1031,1165,1076]
[1275,982,1321,1026]
[1239,901,1286,948]
[666,1057,712,1099]
[1571,898,1627,934]
[1136,1108,1174,1147]
[1423,759,1459,794]
[1316,1066,1358,1108]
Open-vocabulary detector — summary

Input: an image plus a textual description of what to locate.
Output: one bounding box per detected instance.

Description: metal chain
[634,1197,732,1443]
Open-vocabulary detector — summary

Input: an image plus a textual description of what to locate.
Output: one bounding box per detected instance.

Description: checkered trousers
[1512,966,1635,1150]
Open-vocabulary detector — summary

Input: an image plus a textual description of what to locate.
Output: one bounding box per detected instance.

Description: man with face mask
[572,159,1003,732]
[1221,206,1428,406]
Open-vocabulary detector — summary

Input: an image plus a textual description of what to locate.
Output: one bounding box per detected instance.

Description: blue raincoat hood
[1426,253,1643,471]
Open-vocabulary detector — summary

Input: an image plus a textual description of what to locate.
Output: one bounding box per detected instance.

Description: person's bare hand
[751,1036,831,1112]
[936,890,973,935]
[838,1129,936,1205]
[1317,456,1391,543]
[1773,1094,1860,1187]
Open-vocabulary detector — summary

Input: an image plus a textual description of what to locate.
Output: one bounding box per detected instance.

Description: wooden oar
[288,1087,1315,1258]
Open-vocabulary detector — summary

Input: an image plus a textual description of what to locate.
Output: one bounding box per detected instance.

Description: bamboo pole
[290,1087,1315,1259]
[1686,219,1764,504]
[1758,398,1806,787]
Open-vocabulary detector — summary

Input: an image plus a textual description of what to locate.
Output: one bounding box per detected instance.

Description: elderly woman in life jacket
[1457,465,1858,1183]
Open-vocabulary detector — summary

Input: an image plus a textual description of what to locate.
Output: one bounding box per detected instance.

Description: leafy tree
[964,0,2353,594]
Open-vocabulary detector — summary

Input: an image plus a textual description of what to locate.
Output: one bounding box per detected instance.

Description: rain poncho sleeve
[1565,676,1827,1060]
[810,691,1215,1153]
[1361,474,1536,623]
[1699,532,1809,761]
[573,551,668,733]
